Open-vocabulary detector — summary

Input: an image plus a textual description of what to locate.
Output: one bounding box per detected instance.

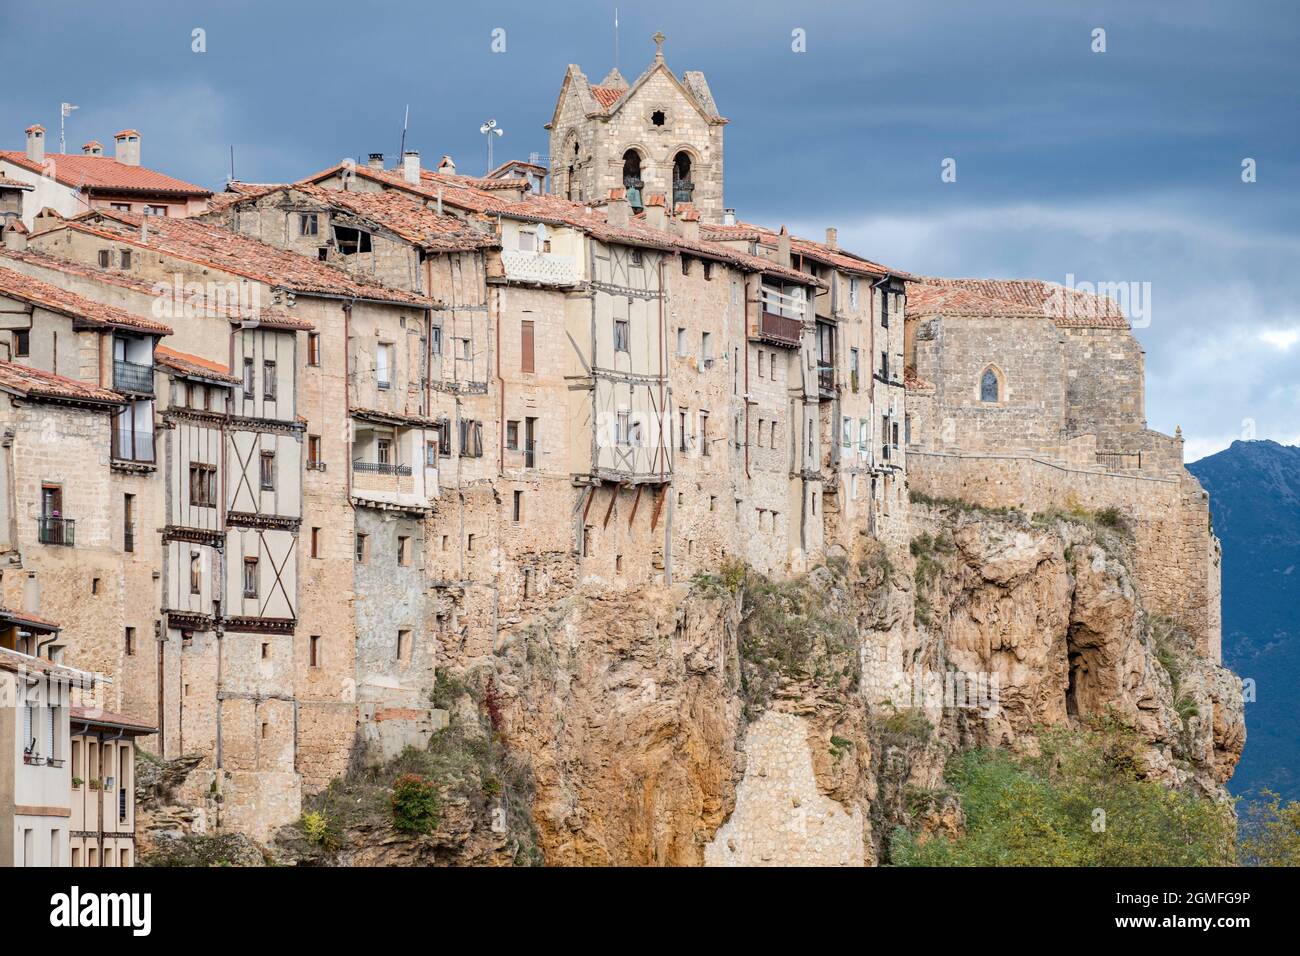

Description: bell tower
[545,33,728,223]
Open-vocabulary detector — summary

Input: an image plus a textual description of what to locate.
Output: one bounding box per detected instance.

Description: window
[850,349,860,392]
[98,249,111,268]
[145,205,167,217]
[123,493,135,553]
[398,535,411,566]
[616,409,630,445]
[111,203,131,212]
[189,463,216,507]
[651,109,666,126]
[242,358,254,398]
[260,451,275,490]
[881,351,889,381]
[376,343,393,389]
[849,277,859,309]
[263,360,277,400]
[518,230,536,252]
[520,319,535,373]
[355,533,368,564]
[467,533,476,552]
[678,409,688,452]
[457,337,471,361]
[703,261,713,281]
[14,329,29,357]
[425,440,438,467]
[397,629,412,663]
[307,332,320,366]
[630,249,643,267]
[506,421,519,450]
[676,327,687,356]
[757,350,765,378]
[512,489,523,523]
[299,213,318,237]
[980,367,1000,403]
[307,435,322,468]
[458,419,483,458]
[261,642,270,660]
[376,438,392,465]
[437,419,451,457]
[242,557,258,598]
[613,319,630,352]
[701,331,712,363]
[430,326,442,357]
[681,256,692,276]
[699,410,710,456]
[309,635,321,667]
[311,527,321,558]
[881,290,890,327]
[120,249,132,269]
[190,553,201,594]
[125,626,136,656]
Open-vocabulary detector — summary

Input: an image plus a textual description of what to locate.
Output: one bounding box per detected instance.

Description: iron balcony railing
[113,359,154,394]
[112,428,155,463]
[818,363,836,394]
[38,515,75,546]
[352,460,412,476]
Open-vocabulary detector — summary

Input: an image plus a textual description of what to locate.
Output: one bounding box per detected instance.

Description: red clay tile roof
[912,277,1129,329]
[700,220,905,279]
[0,607,60,631]
[0,173,34,191]
[905,282,1044,318]
[0,263,172,334]
[155,345,238,383]
[60,212,431,308]
[71,704,156,734]
[0,151,211,197]
[0,359,123,405]
[590,85,624,109]
[0,646,101,681]
[285,183,497,251]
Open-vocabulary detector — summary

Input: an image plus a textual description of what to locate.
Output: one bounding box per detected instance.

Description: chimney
[644,193,667,230]
[722,208,737,226]
[777,226,792,268]
[2,218,28,252]
[82,140,104,156]
[606,188,630,227]
[114,129,141,166]
[367,152,385,170]
[25,125,45,164]
[402,150,421,185]
[674,203,700,241]
[437,155,456,176]
[825,227,837,249]
[23,571,40,616]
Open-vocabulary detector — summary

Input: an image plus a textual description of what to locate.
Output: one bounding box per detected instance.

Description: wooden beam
[602,482,620,529]
[649,485,666,533]
[580,484,596,525]
[627,484,643,530]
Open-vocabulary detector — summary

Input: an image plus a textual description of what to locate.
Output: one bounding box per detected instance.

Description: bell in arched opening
[622,149,644,211]
[672,152,694,208]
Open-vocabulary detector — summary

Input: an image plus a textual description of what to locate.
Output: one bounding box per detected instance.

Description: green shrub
[390,773,441,834]
[1240,790,1300,866]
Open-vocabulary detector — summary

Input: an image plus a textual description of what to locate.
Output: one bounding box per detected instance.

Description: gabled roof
[71,705,156,735]
[300,162,518,217]
[550,56,727,127]
[0,359,123,406]
[0,151,211,197]
[905,282,1045,319]
[0,173,34,191]
[155,345,238,384]
[47,212,432,308]
[0,263,172,334]
[700,220,906,280]
[912,277,1129,329]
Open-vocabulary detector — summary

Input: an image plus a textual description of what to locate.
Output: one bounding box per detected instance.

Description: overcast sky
[3,0,1296,460]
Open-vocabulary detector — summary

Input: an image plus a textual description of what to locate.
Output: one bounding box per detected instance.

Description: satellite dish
[535,223,549,244]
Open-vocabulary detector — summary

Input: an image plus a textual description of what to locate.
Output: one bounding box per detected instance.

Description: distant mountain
[1188,440,1300,803]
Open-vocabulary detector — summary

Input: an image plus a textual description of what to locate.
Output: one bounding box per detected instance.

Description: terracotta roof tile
[700,219,905,278]
[0,359,123,405]
[71,705,156,734]
[590,85,624,109]
[285,183,497,251]
[0,607,60,631]
[0,151,210,197]
[0,173,34,191]
[61,213,432,308]
[912,277,1129,329]
[155,345,238,383]
[0,263,172,334]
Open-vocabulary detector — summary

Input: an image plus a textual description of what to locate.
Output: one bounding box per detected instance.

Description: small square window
[14,330,29,357]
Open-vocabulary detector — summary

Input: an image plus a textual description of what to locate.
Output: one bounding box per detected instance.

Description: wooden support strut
[649,485,666,533]
[602,482,620,530]
[627,484,643,530]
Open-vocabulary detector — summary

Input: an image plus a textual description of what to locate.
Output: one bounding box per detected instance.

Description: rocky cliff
[140,498,1244,866]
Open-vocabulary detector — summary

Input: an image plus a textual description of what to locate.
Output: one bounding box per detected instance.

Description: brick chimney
[25,125,45,164]
[367,152,385,170]
[606,188,630,227]
[644,193,667,230]
[825,227,837,249]
[82,140,104,156]
[438,155,456,176]
[114,129,141,166]
[777,226,792,268]
[402,150,421,185]
[674,203,700,241]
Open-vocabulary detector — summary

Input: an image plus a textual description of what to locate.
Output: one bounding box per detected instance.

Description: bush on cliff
[891,718,1235,866]
[1239,790,1300,866]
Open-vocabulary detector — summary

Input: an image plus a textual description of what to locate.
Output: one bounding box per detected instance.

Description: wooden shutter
[520,320,535,374]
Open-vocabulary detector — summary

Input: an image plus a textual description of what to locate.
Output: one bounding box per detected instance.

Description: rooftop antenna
[229,145,235,184]
[59,103,78,154]
[398,104,410,161]
[479,118,503,175]
[614,8,620,73]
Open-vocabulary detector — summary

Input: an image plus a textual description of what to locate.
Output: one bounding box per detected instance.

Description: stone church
[546,32,728,223]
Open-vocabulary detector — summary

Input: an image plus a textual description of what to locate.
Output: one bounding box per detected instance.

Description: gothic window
[622,149,644,210]
[980,367,1001,403]
[672,151,693,208]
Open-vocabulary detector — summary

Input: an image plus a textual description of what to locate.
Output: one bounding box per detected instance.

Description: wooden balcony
[756,311,803,348]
